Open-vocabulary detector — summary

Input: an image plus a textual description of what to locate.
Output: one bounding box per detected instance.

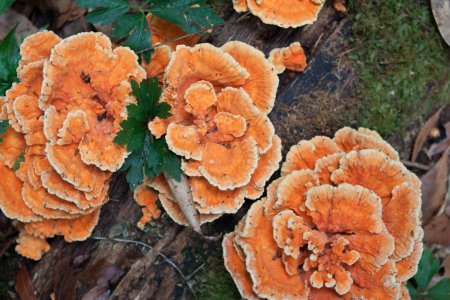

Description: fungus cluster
[0,31,145,260]
[223,127,423,299]
[135,41,282,227]
[233,0,325,28]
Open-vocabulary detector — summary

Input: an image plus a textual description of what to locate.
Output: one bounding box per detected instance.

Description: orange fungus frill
[135,42,281,229]
[233,0,326,28]
[141,13,202,83]
[0,31,144,260]
[223,127,423,299]
[269,42,308,74]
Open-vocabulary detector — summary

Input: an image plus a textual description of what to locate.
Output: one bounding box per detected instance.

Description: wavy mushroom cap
[142,45,173,82]
[139,42,281,227]
[234,0,326,28]
[15,230,50,261]
[18,30,61,72]
[40,32,146,171]
[23,208,101,242]
[0,31,120,260]
[269,42,308,74]
[223,127,422,299]
[0,160,42,222]
[133,185,161,230]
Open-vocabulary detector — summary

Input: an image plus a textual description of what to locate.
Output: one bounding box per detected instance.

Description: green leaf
[407,282,418,300]
[120,147,145,190]
[426,278,450,299]
[148,0,223,34]
[77,0,129,9]
[13,151,24,171]
[85,6,130,25]
[0,0,14,16]
[0,119,9,143]
[162,151,181,181]
[0,27,20,96]
[115,78,181,189]
[414,248,441,292]
[119,13,151,56]
[0,120,8,134]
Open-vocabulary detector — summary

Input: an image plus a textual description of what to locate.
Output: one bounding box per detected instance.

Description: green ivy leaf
[115,78,181,190]
[413,248,441,292]
[0,0,14,16]
[78,0,222,61]
[0,119,8,143]
[77,0,131,25]
[148,0,223,34]
[13,151,24,170]
[426,278,450,299]
[407,281,418,300]
[0,27,20,96]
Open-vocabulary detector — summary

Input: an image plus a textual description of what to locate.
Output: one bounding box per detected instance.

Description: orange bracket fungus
[142,13,202,82]
[0,31,145,260]
[223,127,423,299]
[135,41,282,230]
[269,42,308,74]
[233,0,326,28]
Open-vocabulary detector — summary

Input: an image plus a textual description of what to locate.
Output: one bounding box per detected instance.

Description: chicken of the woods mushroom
[223,127,423,299]
[141,13,202,82]
[0,31,145,260]
[269,42,308,74]
[233,0,325,28]
[134,41,282,229]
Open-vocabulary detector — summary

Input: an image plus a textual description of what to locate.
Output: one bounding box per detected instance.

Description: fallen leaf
[46,0,86,28]
[16,265,37,300]
[427,122,450,158]
[421,147,450,224]
[431,0,450,46]
[443,255,450,278]
[0,9,38,40]
[412,107,444,161]
[424,214,450,246]
[164,172,201,234]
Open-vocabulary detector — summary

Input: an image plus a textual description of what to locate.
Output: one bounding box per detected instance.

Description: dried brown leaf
[424,214,450,246]
[443,255,450,277]
[0,9,38,39]
[412,107,444,161]
[421,147,450,224]
[427,122,450,158]
[164,172,201,234]
[46,0,86,28]
[16,265,37,300]
[431,0,450,46]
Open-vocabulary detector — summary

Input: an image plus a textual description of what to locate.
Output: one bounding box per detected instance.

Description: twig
[402,160,432,171]
[91,236,197,299]
[186,263,206,281]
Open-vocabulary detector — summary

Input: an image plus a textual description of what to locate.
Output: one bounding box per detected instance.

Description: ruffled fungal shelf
[223,127,423,299]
